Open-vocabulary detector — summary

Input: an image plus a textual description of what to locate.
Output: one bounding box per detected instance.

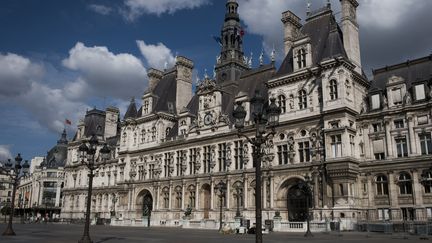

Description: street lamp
[0,153,30,236]
[232,90,281,243]
[78,134,111,243]
[298,175,313,237]
[214,180,227,231]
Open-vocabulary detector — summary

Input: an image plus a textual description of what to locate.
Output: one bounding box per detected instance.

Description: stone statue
[184,205,192,217]
[382,96,388,109]
[259,51,264,66]
[404,92,412,105]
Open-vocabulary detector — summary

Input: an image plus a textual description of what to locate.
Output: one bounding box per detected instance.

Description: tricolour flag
[65,119,72,125]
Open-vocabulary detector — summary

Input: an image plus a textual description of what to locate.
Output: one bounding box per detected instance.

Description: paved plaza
[0,223,429,243]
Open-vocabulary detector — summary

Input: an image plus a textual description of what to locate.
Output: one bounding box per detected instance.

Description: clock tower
[215,0,249,89]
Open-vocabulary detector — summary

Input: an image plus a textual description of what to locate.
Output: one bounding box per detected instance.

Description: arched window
[422,170,432,193]
[296,48,307,69]
[376,175,389,195]
[133,132,137,146]
[122,132,127,143]
[175,186,182,208]
[143,100,149,114]
[277,95,286,113]
[329,79,338,100]
[398,172,412,195]
[298,90,307,109]
[162,187,169,208]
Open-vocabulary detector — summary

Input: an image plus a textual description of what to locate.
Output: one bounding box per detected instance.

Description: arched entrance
[136,189,153,226]
[201,184,211,219]
[287,184,310,222]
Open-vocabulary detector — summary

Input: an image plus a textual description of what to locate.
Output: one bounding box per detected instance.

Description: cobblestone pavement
[0,223,429,243]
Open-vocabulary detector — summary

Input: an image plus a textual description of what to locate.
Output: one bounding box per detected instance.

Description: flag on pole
[65,119,72,125]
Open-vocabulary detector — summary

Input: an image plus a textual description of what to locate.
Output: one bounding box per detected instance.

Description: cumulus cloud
[0,53,44,97]
[136,40,175,70]
[62,42,148,99]
[122,0,209,20]
[88,4,113,15]
[0,145,12,161]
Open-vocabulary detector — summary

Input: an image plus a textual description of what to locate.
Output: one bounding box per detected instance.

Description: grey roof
[371,55,432,91]
[41,130,68,168]
[276,8,347,77]
[124,98,138,119]
[83,108,106,138]
[153,72,177,114]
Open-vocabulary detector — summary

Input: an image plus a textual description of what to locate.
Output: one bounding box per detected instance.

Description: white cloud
[88,4,113,15]
[136,40,175,70]
[123,0,209,20]
[62,42,148,99]
[0,53,44,97]
[0,145,12,161]
[358,0,419,29]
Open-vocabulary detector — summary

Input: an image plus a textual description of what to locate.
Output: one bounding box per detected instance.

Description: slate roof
[124,98,138,119]
[41,130,68,168]
[153,71,177,114]
[370,55,432,91]
[276,8,347,77]
[83,109,106,137]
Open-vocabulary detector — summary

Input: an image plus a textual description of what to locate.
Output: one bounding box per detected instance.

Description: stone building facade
[61,0,432,230]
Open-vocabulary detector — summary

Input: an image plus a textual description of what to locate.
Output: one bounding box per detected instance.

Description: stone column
[412,170,423,205]
[243,177,248,208]
[226,178,231,209]
[156,185,160,210]
[313,171,319,208]
[210,179,214,210]
[269,175,274,209]
[55,182,62,207]
[384,118,393,158]
[262,175,267,209]
[388,172,399,219]
[169,183,172,210]
[407,114,417,155]
[181,182,185,210]
[195,182,200,210]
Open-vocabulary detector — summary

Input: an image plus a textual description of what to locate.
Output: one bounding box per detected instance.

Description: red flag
[240,29,245,37]
[65,119,72,125]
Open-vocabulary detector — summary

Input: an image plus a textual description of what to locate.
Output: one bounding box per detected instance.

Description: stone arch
[275,176,309,220]
[200,183,211,218]
[136,189,153,217]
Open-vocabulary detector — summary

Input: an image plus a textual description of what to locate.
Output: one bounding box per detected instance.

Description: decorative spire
[57,129,68,145]
[204,69,209,79]
[213,65,216,79]
[271,46,276,63]
[327,0,331,8]
[164,61,168,70]
[259,50,264,66]
[248,52,253,68]
[306,0,311,16]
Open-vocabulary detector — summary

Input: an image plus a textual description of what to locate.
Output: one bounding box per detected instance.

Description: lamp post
[299,175,313,237]
[0,153,30,236]
[77,134,111,243]
[214,180,227,231]
[232,90,281,243]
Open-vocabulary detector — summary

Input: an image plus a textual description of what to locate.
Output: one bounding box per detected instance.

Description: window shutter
[373,139,385,154]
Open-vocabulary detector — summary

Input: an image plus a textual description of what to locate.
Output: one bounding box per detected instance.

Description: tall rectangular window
[371,94,380,110]
[298,141,310,162]
[277,145,289,165]
[415,84,426,101]
[176,151,183,176]
[163,153,171,177]
[203,146,211,173]
[373,140,385,160]
[392,88,402,105]
[149,164,155,179]
[419,134,432,155]
[394,119,404,129]
[189,148,197,175]
[395,138,408,157]
[331,135,342,158]
[218,143,227,172]
[234,140,244,170]
[372,123,382,132]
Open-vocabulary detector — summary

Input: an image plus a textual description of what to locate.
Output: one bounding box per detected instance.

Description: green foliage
[1,205,11,215]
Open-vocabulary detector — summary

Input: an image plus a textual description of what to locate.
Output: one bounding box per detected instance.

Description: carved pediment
[387,75,405,85]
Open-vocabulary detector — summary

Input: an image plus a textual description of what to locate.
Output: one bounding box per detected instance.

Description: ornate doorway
[287,184,308,222]
[143,193,153,225]
[202,184,211,219]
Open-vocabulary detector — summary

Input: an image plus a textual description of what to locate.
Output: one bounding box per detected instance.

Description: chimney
[104,106,119,139]
[340,0,362,73]
[281,10,302,56]
[175,56,194,114]
[147,68,163,91]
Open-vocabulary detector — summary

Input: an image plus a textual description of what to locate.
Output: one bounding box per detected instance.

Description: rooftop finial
[204,69,209,79]
[213,65,216,79]
[271,45,276,63]
[164,61,168,70]
[248,52,253,68]
[306,0,311,16]
[327,0,331,8]
[259,50,264,66]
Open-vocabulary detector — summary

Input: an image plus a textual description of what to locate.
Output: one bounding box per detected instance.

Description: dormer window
[298,89,307,109]
[392,88,403,105]
[143,100,149,114]
[277,95,286,113]
[394,119,404,129]
[151,127,156,141]
[296,48,307,69]
[414,83,426,101]
[329,79,338,100]
[371,94,380,110]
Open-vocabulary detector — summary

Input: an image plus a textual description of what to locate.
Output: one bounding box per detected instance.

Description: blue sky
[1,0,431,162]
